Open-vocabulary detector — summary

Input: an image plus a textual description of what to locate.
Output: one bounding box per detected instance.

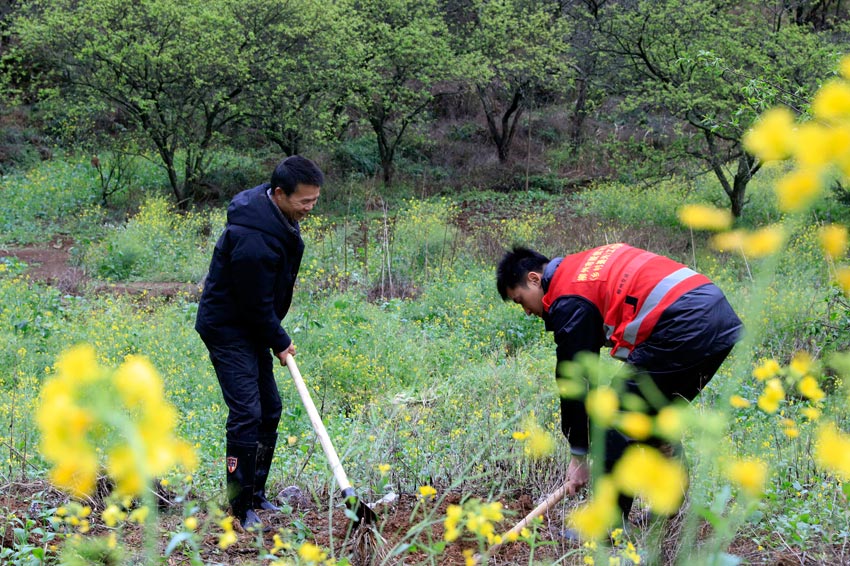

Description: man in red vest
[496,244,742,534]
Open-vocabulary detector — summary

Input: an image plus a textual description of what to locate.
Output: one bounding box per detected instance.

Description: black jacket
[195,184,304,353]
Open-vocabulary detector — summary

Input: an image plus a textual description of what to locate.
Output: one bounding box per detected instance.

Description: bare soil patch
[0,238,200,298]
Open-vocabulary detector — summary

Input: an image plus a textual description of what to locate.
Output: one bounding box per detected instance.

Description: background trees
[3,0,850,217]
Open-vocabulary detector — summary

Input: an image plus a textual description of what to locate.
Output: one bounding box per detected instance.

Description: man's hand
[276,343,296,366]
[565,455,590,496]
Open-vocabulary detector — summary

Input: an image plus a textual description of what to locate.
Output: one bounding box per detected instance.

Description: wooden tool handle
[487,480,572,556]
[504,481,571,538]
[285,355,352,492]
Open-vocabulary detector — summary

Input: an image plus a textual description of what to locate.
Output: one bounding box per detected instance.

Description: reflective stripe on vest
[622,267,700,345]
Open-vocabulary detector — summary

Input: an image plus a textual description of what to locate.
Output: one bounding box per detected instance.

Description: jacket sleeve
[546,296,604,455]
[229,232,292,352]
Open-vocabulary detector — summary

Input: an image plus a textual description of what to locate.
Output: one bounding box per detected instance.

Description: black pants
[603,346,734,514]
[203,337,282,444]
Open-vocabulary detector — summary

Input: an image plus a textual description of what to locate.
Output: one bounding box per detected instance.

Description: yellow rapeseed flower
[102,504,126,527]
[613,445,687,515]
[798,375,825,402]
[520,417,556,459]
[677,204,733,231]
[463,548,478,566]
[55,344,99,382]
[802,406,822,421]
[114,355,163,409]
[743,106,796,161]
[814,422,850,480]
[378,463,391,475]
[654,406,684,440]
[790,351,814,376]
[753,359,781,381]
[811,80,850,121]
[711,229,746,253]
[586,387,619,426]
[417,485,437,501]
[819,224,849,260]
[567,477,619,540]
[775,169,822,213]
[726,459,768,498]
[297,542,327,563]
[743,225,785,258]
[794,122,835,167]
[729,395,751,409]
[757,379,785,414]
[512,430,530,441]
[50,455,97,498]
[838,266,850,296]
[184,516,198,531]
[618,412,653,440]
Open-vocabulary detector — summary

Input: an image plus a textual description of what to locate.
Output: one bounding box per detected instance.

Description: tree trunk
[568,75,588,154]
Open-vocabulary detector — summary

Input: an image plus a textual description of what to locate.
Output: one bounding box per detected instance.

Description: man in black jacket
[497,244,742,534]
[196,155,323,530]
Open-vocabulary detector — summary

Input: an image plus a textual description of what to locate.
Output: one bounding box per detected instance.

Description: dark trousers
[603,347,734,515]
[202,337,282,444]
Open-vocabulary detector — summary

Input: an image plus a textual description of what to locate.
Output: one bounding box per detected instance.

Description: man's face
[273,183,321,222]
[506,272,545,317]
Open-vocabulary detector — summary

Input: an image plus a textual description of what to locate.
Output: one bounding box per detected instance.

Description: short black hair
[270,155,325,196]
[496,246,550,300]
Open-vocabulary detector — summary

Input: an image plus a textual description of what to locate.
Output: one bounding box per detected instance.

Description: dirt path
[0,238,201,298]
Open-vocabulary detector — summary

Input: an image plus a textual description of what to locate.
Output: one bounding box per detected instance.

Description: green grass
[2,155,850,564]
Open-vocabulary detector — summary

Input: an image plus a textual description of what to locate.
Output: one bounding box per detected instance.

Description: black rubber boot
[253,433,280,512]
[226,441,264,531]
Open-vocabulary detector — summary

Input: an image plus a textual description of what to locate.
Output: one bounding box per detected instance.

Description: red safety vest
[542,243,711,360]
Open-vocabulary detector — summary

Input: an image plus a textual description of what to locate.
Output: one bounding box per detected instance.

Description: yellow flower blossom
[819,224,848,260]
[184,516,198,531]
[128,506,150,524]
[775,169,822,213]
[838,266,850,296]
[743,106,796,161]
[512,430,530,441]
[463,548,479,566]
[798,375,825,402]
[567,477,619,540]
[729,395,751,409]
[417,485,437,500]
[55,344,99,382]
[802,406,822,421]
[757,379,785,414]
[790,351,814,376]
[298,542,327,563]
[586,387,619,426]
[743,225,785,258]
[378,463,391,475]
[677,204,733,231]
[811,80,850,121]
[814,422,850,480]
[102,504,126,527]
[618,412,653,440]
[753,359,781,381]
[613,445,687,515]
[711,229,746,253]
[655,406,684,440]
[726,459,768,498]
[520,417,555,459]
[794,122,835,167]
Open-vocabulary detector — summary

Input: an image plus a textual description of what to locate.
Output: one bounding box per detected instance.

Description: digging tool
[285,354,378,526]
[488,480,572,555]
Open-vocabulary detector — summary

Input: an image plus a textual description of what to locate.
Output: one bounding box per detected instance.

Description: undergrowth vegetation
[2,129,850,564]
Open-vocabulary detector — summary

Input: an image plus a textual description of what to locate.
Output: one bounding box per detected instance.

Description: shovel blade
[342,487,378,525]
